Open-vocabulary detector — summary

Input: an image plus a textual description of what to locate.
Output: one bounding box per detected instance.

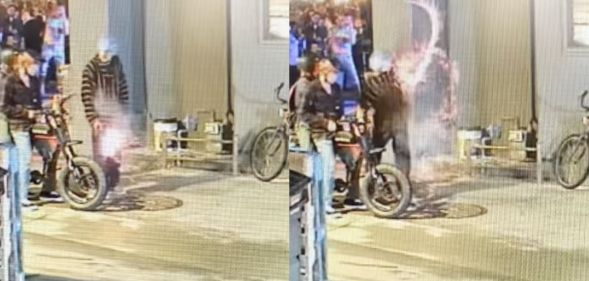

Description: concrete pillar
[67,0,109,156]
[372,0,412,52]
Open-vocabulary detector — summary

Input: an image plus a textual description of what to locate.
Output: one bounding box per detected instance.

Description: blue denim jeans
[315,138,335,209]
[2,131,32,204]
[335,54,360,92]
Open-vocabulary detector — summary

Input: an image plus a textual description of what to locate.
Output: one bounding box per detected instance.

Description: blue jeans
[315,138,335,209]
[2,131,32,204]
[335,54,360,92]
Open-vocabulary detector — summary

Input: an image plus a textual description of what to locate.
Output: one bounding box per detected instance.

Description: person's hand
[327,119,337,132]
[92,119,104,132]
[27,110,38,119]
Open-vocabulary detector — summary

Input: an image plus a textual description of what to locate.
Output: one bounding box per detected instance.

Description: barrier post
[233,134,239,176]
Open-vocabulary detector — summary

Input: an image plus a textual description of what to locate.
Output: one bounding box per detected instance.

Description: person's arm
[81,64,98,124]
[349,27,357,45]
[114,56,130,109]
[2,79,27,119]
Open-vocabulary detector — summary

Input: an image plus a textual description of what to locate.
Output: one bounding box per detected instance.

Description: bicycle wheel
[250,126,288,182]
[553,134,589,189]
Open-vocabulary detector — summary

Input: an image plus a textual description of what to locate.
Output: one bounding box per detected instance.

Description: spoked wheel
[553,134,589,189]
[57,157,108,211]
[250,126,288,182]
[360,164,412,219]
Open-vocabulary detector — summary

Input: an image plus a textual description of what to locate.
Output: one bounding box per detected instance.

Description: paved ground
[21,168,288,281]
[327,166,589,281]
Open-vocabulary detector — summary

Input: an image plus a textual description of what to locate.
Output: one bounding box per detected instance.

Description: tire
[250,126,288,182]
[57,157,108,211]
[553,134,589,189]
[360,164,412,219]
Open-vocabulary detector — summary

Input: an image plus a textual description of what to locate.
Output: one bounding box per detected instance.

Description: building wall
[144,0,228,121]
[535,0,589,158]
[469,0,532,129]
[372,0,411,52]
[230,0,288,165]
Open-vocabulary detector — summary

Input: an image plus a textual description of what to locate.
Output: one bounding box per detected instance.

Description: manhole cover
[99,194,183,212]
[440,203,487,219]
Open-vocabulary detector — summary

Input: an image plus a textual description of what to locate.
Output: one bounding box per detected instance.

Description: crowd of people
[289,0,372,92]
[0,0,70,212]
[0,0,69,97]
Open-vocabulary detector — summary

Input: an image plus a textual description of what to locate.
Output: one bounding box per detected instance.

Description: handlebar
[276,82,287,104]
[582,90,589,111]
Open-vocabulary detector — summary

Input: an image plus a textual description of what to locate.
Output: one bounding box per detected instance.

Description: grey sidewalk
[23,168,288,281]
[328,175,589,281]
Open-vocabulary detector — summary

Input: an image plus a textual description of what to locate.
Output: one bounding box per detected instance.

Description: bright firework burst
[390,0,460,161]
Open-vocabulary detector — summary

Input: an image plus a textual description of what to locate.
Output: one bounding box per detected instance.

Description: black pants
[33,140,59,194]
[373,127,411,177]
[289,65,299,88]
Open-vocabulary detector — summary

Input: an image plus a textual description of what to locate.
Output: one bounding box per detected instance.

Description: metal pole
[226,0,233,114]
[1,167,24,281]
[233,134,239,176]
[529,0,538,120]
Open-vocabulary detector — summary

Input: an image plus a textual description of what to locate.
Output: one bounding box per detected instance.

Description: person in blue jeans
[330,14,360,92]
[2,51,44,212]
[297,59,339,214]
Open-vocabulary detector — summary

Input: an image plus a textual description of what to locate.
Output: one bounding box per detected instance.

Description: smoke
[389,0,460,169]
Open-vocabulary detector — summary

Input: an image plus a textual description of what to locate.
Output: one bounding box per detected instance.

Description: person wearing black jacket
[297,59,340,214]
[22,11,45,54]
[1,51,42,211]
[2,4,23,49]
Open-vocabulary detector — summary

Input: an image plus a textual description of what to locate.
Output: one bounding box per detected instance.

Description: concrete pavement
[22,168,288,281]
[327,174,589,281]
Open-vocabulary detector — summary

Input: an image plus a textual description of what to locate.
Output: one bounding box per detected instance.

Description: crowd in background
[0,0,69,96]
[289,0,372,91]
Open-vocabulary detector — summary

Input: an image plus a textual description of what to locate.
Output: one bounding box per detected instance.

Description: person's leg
[289,65,299,88]
[2,144,18,199]
[40,45,55,98]
[316,138,335,212]
[392,127,411,177]
[341,55,360,92]
[12,131,33,208]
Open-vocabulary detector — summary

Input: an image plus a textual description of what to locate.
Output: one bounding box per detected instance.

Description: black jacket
[2,74,42,131]
[23,17,45,54]
[297,79,339,132]
[2,16,23,48]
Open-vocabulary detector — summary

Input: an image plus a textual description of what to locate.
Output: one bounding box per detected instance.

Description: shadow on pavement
[396,179,515,219]
[27,274,90,281]
[334,178,510,220]
[96,191,184,212]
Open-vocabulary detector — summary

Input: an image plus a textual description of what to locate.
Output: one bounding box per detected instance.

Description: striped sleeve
[114,56,129,108]
[81,62,98,123]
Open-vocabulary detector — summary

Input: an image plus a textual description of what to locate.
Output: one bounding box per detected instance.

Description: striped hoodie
[361,70,409,133]
[81,54,129,123]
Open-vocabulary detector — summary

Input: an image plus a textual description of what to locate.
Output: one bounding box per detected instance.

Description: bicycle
[553,90,589,189]
[250,83,289,182]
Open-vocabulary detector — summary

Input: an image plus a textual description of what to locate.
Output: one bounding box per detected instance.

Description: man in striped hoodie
[81,38,129,188]
[361,51,411,177]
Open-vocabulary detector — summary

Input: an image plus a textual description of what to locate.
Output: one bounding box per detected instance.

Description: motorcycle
[30,94,108,211]
[331,102,412,219]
